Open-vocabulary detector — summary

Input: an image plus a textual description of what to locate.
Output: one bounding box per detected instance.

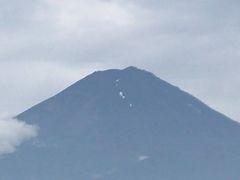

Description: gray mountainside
[1,66,240,179]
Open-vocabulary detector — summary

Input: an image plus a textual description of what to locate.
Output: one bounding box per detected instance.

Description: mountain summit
[1,67,240,180]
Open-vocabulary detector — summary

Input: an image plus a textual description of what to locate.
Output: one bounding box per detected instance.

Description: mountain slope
[1,66,240,180]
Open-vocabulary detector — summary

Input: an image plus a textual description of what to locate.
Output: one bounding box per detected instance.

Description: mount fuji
[1,66,240,180]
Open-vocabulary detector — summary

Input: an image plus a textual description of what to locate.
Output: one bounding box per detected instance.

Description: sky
[0,0,239,154]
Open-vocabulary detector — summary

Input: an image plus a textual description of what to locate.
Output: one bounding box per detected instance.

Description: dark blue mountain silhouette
[1,66,240,180]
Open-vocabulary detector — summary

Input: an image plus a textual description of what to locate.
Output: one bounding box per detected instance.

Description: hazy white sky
[0,0,240,122]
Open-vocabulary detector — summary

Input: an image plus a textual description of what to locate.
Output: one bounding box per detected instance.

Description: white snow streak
[119,91,126,99]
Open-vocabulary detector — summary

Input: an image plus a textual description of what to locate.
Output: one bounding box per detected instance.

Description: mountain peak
[93,66,146,75]
[123,66,140,71]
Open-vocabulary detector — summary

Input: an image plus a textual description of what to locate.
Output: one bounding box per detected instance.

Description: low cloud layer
[0,114,38,155]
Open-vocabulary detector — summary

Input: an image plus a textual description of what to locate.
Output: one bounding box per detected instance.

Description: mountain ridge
[2,66,240,180]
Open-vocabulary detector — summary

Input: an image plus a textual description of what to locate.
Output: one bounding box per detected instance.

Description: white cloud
[0,114,38,155]
[36,0,138,35]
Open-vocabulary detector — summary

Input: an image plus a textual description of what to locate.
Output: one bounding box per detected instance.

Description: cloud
[0,114,38,155]
[40,0,137,33]
[1,0,239,66]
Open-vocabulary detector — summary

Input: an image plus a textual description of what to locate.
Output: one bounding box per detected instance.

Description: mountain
[1,66,240,180]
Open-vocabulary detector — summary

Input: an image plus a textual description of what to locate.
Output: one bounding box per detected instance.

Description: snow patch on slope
[138,155,150,161]
[119,91,126,99]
